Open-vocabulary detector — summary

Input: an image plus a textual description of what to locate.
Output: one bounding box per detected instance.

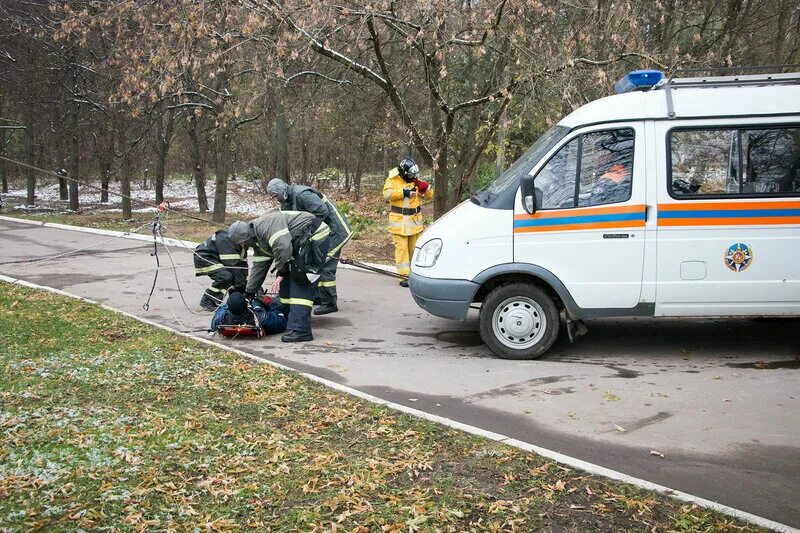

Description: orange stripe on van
[515,220,646,233]
[658,200,800,211]
[658,216,800,227]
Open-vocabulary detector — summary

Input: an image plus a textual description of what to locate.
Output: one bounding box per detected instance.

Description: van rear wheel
[479,283,560,360]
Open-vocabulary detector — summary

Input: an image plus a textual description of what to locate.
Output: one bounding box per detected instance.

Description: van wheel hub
[492,296,547,350]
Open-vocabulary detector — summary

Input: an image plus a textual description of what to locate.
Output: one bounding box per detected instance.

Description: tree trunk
[100,130,112,204]
[212,125,232,224]
[120,153,132,220]
[23,108,36,206]
[273,86,290,183]
[494,76,510,178]
[67,106,80,212]
[56,136,68,200]
[354,136,369,201]
[0,116,7,195]
[187,114,209,212]
[300,127,309,185]
[154,108,174,204]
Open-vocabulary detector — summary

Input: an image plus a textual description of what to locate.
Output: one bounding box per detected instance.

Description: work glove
[244,291,255,301]
[403,188,412,198]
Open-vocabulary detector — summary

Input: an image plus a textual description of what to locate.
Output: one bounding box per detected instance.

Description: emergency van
[409,69,800,359]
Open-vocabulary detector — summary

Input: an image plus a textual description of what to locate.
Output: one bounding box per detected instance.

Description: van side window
[577,129,634,207]
[534,137,578,209]
[670,126,800,197]
[534,128,635,209]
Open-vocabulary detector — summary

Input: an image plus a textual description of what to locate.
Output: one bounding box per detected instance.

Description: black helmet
[398,157,419,181]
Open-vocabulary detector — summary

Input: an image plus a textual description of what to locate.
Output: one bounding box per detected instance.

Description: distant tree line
[1,0,798,221]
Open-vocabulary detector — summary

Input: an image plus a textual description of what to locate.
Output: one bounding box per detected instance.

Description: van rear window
[669,126,800,197]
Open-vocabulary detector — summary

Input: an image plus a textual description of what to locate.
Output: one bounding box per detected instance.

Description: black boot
[199,294,220,311]
[399,279,409,288]
[282,330,313,343]
[314,304,338,315]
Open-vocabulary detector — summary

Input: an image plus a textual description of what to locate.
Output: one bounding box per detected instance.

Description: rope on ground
[339,258,405,279]
[158,209,206,315]
[143,208,164,311]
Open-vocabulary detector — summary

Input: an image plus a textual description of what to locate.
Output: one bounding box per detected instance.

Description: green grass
[0,282,764,531]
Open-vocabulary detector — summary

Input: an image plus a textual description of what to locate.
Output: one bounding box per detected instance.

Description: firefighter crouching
[383,157,432,287]
[194,229,248,311]
[228,210,331,343]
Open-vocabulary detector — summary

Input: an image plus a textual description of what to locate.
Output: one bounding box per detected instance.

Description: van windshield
[472,125,570,206]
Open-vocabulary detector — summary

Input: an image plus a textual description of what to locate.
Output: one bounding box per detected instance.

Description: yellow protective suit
[383,168,433,277]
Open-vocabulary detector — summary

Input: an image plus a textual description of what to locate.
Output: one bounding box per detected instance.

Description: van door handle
[603,233,630,239]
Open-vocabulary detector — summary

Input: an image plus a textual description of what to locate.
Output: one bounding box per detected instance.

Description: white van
[409,69,800,359]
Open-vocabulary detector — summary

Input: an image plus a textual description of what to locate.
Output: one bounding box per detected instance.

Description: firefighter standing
[228,210,331,343]
[194,229,248,311]
[265,178,353,315]
[383,158,432,287]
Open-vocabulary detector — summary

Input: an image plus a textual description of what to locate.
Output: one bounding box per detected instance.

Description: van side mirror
[520,175,537,214]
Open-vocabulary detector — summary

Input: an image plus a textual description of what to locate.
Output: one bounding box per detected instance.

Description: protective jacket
[281,185,353,257]
[383,168,433,236]
[245,211,330,295]
[194,230,247,275]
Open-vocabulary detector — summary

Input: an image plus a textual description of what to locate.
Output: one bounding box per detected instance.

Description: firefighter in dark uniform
[228,210,331,343]
[194,229,248,311]
[266,178,353,316]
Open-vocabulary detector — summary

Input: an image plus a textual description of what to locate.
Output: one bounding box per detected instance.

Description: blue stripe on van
[659,208,800,219]
[514,211,645,228]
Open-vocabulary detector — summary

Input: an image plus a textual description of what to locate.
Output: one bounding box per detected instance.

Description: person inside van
[582,143,633,206]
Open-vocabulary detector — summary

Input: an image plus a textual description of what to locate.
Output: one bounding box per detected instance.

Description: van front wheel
[479,283,559,360]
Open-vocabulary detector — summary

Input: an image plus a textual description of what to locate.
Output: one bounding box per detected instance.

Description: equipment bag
[293,218,326,275]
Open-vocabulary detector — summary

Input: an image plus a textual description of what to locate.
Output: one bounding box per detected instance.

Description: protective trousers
[317,253,340,307]
[391,233,420,277]
[203,268,246,304]
[279,274,318,334]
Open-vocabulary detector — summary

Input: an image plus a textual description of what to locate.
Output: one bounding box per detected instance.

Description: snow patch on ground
[3,178,272,217]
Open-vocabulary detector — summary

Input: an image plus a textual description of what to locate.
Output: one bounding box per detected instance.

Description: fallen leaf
[722,399,732,402]
[614,425,626,432]
[649,450,665,458]
[603,390,620,402]
[408,398,418,402]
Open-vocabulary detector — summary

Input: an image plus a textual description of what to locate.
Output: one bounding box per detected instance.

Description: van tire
[479,282,560,360]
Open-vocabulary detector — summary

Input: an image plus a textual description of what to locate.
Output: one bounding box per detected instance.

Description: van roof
[558,72,800,128]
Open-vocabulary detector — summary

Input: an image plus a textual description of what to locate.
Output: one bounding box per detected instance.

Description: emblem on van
[724,242,753,272]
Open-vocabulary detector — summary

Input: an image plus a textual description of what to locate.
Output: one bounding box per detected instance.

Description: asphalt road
[1,218,798,528]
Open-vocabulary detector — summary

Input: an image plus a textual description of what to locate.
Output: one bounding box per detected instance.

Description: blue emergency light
[614,70,664,94]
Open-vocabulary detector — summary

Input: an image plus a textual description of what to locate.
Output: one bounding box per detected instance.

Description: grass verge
[0,281,763,531]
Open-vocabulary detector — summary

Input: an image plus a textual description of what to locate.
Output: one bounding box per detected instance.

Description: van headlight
[415,238,442,267]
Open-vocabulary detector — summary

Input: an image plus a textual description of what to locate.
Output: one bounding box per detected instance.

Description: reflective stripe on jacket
[382,168,433,236]
[194,230,247,275]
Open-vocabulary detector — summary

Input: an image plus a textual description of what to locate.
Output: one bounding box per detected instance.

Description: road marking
[0,266,796,533]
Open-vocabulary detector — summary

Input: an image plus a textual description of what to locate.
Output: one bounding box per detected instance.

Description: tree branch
[443,0,508,47]
[255,0,389,90]
[284,70,353,86]
[366,18,433,165]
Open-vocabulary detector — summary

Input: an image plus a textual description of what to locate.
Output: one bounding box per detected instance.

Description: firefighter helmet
[398,157,420,181]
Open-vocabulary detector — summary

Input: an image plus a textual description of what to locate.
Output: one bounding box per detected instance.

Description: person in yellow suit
[383,157,433,287]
